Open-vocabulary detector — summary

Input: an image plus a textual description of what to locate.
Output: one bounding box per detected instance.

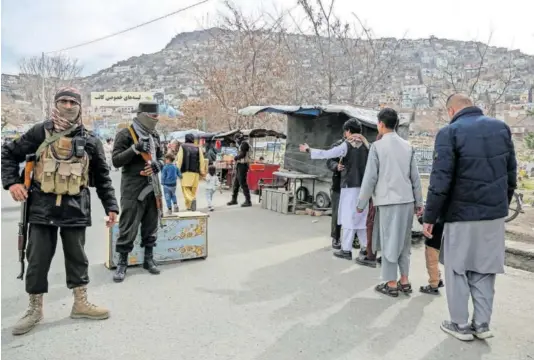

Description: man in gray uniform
[112,102,164,282]
[423,94,517,341]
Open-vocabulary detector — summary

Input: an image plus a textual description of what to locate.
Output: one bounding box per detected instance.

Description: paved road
[2,172,534,360]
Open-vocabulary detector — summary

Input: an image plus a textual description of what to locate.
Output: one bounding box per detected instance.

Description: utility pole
[41,52,46,118]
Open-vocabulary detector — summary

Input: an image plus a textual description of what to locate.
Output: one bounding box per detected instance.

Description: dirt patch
[505,249,534,272]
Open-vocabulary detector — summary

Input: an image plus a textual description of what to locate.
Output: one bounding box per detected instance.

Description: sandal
[419,284,439,295]
[375,283,399,298]
[397,281,413,294]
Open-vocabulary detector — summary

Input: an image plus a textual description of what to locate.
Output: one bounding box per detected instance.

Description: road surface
[2,171,533,360]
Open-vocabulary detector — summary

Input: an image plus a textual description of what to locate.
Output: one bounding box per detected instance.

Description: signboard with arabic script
[90,92,154,107]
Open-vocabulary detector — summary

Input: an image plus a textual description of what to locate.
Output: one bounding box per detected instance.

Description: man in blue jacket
[423,94,517,341]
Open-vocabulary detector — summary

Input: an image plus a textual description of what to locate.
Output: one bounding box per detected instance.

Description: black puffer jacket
[1,120,119,227]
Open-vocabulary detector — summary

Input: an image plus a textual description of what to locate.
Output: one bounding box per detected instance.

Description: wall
[284,113,379,183]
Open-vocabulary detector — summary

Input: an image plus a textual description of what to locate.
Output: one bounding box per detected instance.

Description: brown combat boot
[70,286,110,320]
[12,294,44,336]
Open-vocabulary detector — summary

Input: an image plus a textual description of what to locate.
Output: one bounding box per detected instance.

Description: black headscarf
[185,133,195,144]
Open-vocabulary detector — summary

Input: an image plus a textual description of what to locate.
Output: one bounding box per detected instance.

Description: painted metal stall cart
[212,130,241,188]
[241,128,286,194]
[105,211,209,269]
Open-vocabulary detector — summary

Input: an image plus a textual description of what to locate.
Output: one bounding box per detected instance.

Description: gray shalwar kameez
[441,218,505,326]
[357,132,423,282]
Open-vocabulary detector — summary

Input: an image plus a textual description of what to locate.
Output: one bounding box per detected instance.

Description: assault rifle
[17,154,36,280]
[127,127,164,227]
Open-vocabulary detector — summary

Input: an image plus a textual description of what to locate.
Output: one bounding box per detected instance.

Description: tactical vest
[33,130,90,202]
[237,142,253,164]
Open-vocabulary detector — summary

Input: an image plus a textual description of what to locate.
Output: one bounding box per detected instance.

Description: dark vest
[181,143,200,173]
[340,141,369,188]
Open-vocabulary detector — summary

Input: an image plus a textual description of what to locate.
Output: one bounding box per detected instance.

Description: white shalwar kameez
[310,143,369,252]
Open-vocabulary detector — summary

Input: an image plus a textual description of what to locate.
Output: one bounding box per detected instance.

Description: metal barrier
[413,147,434,175]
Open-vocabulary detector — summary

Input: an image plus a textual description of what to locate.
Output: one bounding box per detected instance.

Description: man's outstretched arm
[309,142,348,160]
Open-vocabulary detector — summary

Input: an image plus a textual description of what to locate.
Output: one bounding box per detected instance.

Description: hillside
[2,28,534,127]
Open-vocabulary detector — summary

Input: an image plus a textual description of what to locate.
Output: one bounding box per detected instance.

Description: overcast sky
[2,0,533,76]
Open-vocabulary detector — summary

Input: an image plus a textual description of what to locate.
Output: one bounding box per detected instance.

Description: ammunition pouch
[33,132,89,197]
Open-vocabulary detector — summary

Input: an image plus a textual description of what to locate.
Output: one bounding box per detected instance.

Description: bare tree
[294,0,401,105]
[188,1,294,130]
[425,33,515,117]
[19,54,83,118]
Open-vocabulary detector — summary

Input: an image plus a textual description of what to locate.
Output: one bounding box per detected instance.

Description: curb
[505,244,534,273]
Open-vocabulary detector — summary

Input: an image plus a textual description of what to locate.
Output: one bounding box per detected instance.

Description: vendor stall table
[105,211,209,269]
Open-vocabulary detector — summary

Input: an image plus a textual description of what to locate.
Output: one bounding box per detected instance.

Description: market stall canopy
[238,105,410,129]
[212,129,241,140]
[168,129,205,141]
[194,132,220,140]
[241,128,287,139]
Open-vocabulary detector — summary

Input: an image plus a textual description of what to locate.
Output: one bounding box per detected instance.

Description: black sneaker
[227,200,238,206]
[471,322,493,340]
[333,250,352,260]
[355,256,377,268]
[438,279,444,288]
[440,321,474,341]
[331,238,341,250]
[241,201,252,207]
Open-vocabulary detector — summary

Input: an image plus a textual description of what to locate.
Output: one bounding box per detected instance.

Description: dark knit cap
[54,87,82,105]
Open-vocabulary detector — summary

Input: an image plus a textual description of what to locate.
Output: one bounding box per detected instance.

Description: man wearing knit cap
[1,87,119,335]
[112,101,165,282]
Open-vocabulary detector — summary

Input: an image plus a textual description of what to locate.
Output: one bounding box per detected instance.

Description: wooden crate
[261,188,295,214]
[105,211,209,269]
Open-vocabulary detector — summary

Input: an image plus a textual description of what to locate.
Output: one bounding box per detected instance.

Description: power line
[46,0,210,54]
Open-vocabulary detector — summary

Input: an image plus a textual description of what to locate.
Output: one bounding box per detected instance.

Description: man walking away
[357,108,423,297]
[112,101,164,282]
[177,133,206,211]
[355,133,383,268]
[1,87,119,335]
[423,94,517,341]
[205,140,218,165]
[161,153,182,215]
[326,138,343,249]
[227,133,252,207]
[299,118,369,260]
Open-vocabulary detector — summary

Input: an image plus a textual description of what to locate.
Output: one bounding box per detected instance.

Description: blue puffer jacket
[423,106,517,224]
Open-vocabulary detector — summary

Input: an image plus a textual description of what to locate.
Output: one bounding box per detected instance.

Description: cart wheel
[295,186,309,202]
[315,191,331,208]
